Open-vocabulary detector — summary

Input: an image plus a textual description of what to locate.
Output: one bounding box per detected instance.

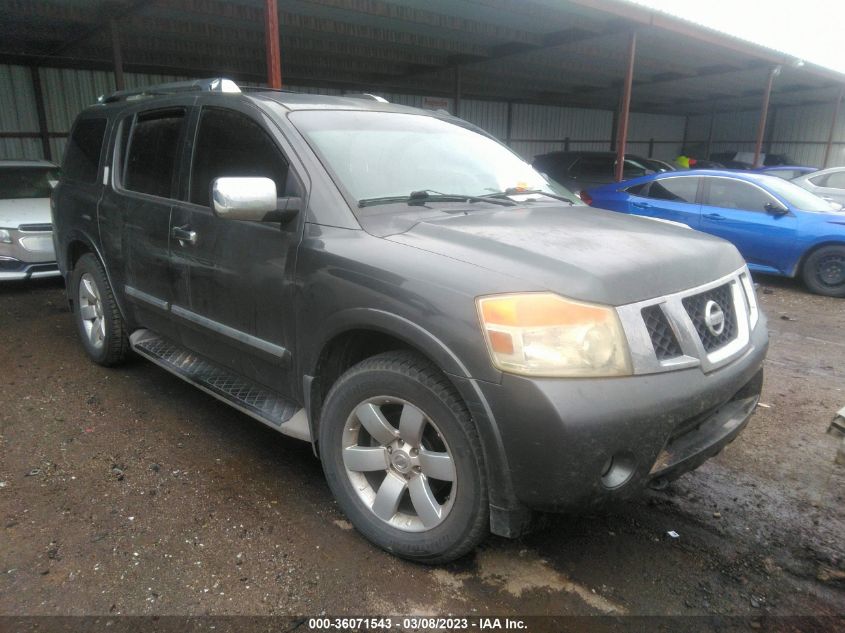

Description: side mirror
[212,177,279,221]
[764,201,789,216]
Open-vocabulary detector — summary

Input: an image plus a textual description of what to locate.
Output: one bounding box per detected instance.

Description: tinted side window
[625,182,649,196]
[622,160,647,179]
[648,177,699,203]
[123,109,186,198]
[571,156,613,179]
[190,107,290,207]
[64,118,107,183]
[705,179,772,211]
[824,171,845,188]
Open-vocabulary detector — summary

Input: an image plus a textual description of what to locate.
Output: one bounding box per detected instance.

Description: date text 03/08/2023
[307,617,528,630]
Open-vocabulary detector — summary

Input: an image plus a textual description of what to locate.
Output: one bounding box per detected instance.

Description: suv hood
[0,198,51,228]
[385,205,746,305]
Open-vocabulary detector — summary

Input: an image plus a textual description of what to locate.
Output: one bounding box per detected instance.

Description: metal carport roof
[1,0,843,116]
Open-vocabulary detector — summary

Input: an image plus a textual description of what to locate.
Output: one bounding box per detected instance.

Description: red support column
[265,0,282,88]
[823,86,844,168]
[614,31,636,182]
[753,66,778,168]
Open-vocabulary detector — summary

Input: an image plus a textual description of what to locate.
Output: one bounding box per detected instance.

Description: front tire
[70,253,129,365]
[319,351,489,563]
[801,245,845,297]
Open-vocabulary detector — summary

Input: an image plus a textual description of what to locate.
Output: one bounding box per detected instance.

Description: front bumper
[477,320,768,512]
[0,228,59,281]
[0,260,61,280]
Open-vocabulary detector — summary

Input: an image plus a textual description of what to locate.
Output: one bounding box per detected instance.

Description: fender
[303,307,527,531]
[305,307,473,380]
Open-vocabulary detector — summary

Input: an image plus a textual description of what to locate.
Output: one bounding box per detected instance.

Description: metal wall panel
[511,103,612,143]
[40,67,115,134]
[0,138,43,160]
[459,99,509,140]
[0,65,39,134]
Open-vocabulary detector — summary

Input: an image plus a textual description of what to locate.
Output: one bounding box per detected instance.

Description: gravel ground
[0,275,843,625]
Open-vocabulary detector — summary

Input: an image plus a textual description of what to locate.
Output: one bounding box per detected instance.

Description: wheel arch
[62,230,129,323]
[304,310,527,535]
[792,239,845,277]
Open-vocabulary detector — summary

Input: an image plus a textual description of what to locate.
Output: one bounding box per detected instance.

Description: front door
[700,177,799,274]
[169,102,304,396]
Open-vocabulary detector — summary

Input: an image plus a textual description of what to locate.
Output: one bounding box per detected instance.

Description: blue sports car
[585,170,845,297]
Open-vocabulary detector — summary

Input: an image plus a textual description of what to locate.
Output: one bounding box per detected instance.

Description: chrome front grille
[616,267,756,375]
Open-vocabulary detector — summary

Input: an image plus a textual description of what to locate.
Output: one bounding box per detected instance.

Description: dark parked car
[710,152,796,170]
[53,79,768,562]
[532,150,673,193]
[754,165,816,181]
[587,170,845,296]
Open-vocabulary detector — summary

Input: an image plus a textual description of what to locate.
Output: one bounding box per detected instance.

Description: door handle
[171,225,197,245]
[632,201,652,209]
[703,213,724,221]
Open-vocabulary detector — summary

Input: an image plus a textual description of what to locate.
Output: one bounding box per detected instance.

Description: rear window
[63,118,106,183]
[0,167,60,199]
[123,109,186,198]
[648,177,699,203]
[571,156,613,179]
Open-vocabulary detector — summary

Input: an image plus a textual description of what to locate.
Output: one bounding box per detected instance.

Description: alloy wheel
[78,272,105,349]
[342,397,457,532]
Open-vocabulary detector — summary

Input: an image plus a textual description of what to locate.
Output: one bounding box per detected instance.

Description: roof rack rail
[98,78,240,103]
[344,93,389,103]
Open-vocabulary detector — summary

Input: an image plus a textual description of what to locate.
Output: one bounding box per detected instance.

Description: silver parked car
[791,166,845,206]
[0,160,62,280]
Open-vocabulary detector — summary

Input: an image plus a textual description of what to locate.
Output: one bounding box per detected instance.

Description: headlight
[0,229,11,244]
[477,293,632,377]
[739,269,759,329]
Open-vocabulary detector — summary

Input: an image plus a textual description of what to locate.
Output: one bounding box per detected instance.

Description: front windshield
[289,110,578,206]
[0,167,60,199]
[755,175,838,212]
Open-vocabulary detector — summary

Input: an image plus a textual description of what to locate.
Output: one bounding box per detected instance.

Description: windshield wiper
[358,189,516,208]
[482,188,577,205]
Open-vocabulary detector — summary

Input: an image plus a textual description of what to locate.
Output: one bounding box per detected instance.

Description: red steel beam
[265,0,282,88]
[752,66,778,168]
[823,86,845,168]
[614,30,636,182]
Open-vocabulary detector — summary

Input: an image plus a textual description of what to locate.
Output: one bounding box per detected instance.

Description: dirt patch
[0,275,843,618]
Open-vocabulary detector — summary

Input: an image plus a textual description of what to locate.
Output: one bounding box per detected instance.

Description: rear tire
[70,253,129,365]
[319,351,489,563]
[801,245,845,297]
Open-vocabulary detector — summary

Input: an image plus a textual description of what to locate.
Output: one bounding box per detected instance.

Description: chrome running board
[129,329,310,442]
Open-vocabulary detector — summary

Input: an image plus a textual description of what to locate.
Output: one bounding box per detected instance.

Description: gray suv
[53,79,768,563]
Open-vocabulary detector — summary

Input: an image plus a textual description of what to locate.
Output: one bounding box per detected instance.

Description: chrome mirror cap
[212,177,277,221]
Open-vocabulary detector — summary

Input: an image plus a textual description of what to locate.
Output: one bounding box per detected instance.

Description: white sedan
[0,160,62,281]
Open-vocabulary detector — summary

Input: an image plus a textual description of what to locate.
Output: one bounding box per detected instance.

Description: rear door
[100,103,191,339]
[168,100,305,396]
[699,176,799,274]
[628,175,702,228]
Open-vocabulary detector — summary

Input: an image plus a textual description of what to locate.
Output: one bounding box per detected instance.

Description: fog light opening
[600,452,636,489]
